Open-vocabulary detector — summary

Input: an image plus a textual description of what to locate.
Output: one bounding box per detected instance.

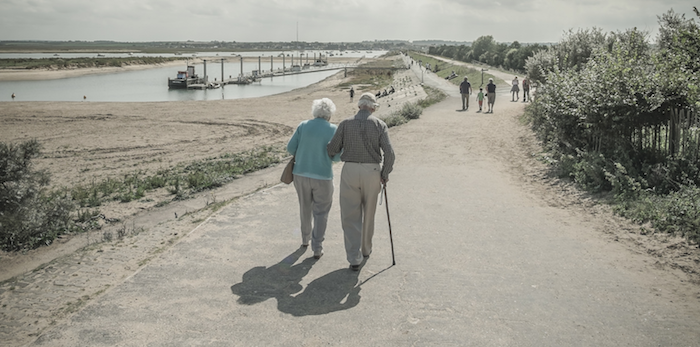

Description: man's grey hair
[312,98,336,120]
[358,92,378,110]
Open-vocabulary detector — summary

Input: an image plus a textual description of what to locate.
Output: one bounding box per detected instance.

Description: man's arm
[327,122,344,158]
[379,125,395,183]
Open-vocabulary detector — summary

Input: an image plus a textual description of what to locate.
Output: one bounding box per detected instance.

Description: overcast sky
[1,0,697,44]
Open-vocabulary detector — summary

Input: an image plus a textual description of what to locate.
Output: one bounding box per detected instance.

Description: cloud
[0,0,697,43]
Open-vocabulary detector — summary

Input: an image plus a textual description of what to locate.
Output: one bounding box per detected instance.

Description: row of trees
[428,36,548,73]
[524,9,700,241]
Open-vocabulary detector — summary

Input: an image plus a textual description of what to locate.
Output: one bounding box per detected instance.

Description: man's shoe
[350,264,360,271]
[313,250,323,259]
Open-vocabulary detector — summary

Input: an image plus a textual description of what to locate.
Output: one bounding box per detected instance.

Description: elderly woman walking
[327,93,395,271]
[287,98,341,259]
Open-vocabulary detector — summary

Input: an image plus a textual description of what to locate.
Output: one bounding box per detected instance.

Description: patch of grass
[339,58,403,91]
[1,143,286,252]
[382,102,422,128]
[614,185,700,243]
[64,145,285,208]
[383,113,410,128]
[417,85,448,108]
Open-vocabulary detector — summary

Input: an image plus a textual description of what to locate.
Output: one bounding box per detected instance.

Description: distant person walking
[349,87,355,101]
[486,78,496,113]
[459,77,472,111]
[511,76,519,102]
[477,88,484,112]
[287,98,341,259]
[327,93,395,271]
[522,76,530,102]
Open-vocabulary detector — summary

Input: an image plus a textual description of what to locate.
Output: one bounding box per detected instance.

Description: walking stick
[383,183,396,266]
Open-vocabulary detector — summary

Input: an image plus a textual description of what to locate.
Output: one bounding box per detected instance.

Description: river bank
[0,56,362,82]
[0,60,187,81]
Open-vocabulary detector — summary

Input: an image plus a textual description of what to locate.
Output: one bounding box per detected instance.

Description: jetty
[169,54,362,90]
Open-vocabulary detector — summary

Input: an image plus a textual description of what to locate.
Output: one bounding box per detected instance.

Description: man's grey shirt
[327,109,395,180]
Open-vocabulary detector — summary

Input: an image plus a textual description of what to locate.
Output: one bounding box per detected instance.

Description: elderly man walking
[327,93,395,271]
[459,77,472,111]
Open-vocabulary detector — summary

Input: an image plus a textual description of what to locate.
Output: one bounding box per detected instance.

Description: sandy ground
[0,55,424,280]
[1,54,700,346]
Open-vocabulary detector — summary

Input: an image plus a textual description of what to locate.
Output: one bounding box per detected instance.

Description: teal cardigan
[287,118,341,180]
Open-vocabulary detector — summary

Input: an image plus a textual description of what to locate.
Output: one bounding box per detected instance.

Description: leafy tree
[471,35,496,62]
[525,49,559,85]
[525,28,607,84]
[655,9,700,109]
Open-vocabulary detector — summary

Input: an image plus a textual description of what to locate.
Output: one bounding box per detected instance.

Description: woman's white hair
[312,98,336,120]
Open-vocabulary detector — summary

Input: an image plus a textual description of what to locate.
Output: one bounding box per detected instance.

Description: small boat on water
[168,65,204,89]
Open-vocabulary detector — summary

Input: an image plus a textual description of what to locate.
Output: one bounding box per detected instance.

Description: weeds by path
[1,143,287,251]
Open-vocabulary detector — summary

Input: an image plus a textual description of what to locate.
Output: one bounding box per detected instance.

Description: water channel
[0,51,385,102]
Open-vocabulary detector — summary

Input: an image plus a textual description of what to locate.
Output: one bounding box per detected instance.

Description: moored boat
[168,65,204,89]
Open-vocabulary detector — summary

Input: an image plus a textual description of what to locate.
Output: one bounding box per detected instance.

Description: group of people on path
[459,77,497,113]
[286,93,395,272]
[510,76,531,102]
[459,75,531,113]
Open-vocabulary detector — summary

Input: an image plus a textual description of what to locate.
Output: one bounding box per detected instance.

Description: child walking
[477,88,485,112]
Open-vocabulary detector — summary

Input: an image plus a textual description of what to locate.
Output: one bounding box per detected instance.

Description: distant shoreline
[0,60,187,81]
[0,56,361,82]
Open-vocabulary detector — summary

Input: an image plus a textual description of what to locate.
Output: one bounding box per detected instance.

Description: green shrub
[616,185,700,243]
[0,140,76,251]
[383,113,409,128]
[417,85,447,108]
[398,102,422,120]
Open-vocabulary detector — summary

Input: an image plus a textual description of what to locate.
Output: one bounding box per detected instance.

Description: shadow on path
[230,248,363,316]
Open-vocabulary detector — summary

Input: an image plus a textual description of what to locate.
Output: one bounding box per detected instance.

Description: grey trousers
[461,93,470,109]
[339,162,382,265]
[293,175,334,253]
